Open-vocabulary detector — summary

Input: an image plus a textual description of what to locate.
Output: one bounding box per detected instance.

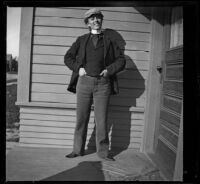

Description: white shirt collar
[91,29,102,34]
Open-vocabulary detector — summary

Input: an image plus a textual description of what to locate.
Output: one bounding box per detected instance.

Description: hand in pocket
[79,68,87,76]
[100,69,108,77]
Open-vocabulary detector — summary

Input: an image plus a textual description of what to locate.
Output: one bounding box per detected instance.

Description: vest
[84,35,105,77]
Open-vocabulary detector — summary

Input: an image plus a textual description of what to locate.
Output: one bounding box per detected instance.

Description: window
[170,7,183,48]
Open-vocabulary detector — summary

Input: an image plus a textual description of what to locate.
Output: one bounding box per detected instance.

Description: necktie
[92,34,99,48]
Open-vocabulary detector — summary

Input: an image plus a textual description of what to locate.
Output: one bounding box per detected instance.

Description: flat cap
[84,8,103,24]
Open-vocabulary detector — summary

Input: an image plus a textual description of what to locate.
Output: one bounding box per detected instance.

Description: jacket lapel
[81,33,90,61]
[103,31,111,59]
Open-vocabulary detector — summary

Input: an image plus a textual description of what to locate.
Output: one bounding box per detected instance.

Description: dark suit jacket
[64,29,126,95]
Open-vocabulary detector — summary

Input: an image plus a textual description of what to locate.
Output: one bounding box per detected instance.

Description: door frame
[143,7,183,181]
[142,7,166,153]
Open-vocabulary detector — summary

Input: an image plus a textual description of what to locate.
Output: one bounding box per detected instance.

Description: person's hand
[79,68,87,76]
[100,69,108,77]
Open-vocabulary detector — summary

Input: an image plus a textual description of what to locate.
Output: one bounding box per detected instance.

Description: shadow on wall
[41,161,105,181]
[86,29,145,156]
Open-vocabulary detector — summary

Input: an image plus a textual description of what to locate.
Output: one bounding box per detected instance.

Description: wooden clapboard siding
[31,83,146,98]
[33,46,149,60]
[32,55,149,70]
[32,73,68,84]
[31,93,76,104]
[20,106,134,117]
[31,79,146,90]
[34,26,150,42]
[30,92,145,107]
[20,107,76,116]
[20,107,144,122]
[19,119,144,129]
[20,108,145,124]
[19,7,151,149]
[20,111,144,122]
[19,137,141,149]
[20,132,142,143]
[19,105,145,149]
[20,124,143,138]
[20,124,144,135]
[34,17,150,33]
[61,7,151,14]
[33,36,150,51]
[19,107,144,150]
[31,64,149,79]
[35,8,150,23]
[19,142,73,148]
[31,73,147,88]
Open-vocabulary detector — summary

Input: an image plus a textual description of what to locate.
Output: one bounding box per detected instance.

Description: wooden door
[154,7,183,180]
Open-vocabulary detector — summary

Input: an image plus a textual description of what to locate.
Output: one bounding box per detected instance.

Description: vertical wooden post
[17,8,34,103]
[142,7,164,153]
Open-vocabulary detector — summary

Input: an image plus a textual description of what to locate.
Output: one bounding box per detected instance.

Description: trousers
[73,75,111,158]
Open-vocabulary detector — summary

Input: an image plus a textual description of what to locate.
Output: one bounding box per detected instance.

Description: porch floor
[6,143,164,181]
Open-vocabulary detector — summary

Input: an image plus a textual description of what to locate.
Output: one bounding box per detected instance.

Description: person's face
[87,14,103,30]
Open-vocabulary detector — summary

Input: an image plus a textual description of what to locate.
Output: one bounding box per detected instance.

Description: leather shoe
[100,156,115,161]
[65,152,83,158]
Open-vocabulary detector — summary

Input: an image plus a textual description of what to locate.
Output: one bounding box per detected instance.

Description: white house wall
[19,7,152,151]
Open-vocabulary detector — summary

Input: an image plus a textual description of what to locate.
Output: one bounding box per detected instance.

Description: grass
[6,84,19,128]
[6,83,20,142]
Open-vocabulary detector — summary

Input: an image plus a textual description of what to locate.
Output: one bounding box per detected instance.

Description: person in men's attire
[64,8,125,161]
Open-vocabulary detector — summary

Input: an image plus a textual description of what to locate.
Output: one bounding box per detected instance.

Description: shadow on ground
[41,161,104,181]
